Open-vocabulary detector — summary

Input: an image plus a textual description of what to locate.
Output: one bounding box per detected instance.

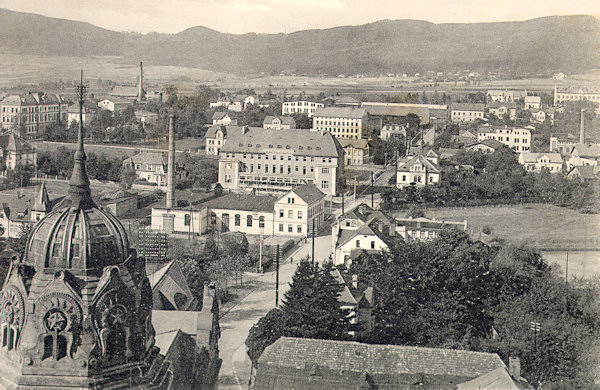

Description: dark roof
[568,165,600,180]
[256,337,507,390]
[363,104,430,122]
[452,103,485,112]
[212,111,229,121]
[220,127,342,158]
[313,107,367,119]
[338,138,369,149]
[203,193,277,212]
[285,183,325,204]
[6,133,34,152]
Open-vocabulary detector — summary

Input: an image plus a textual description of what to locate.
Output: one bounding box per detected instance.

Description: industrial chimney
[138,61,144,104]
[580,109,585,144]
[166,115,175,208]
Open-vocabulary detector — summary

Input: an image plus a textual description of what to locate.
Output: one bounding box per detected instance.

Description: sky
[0,0,598,35]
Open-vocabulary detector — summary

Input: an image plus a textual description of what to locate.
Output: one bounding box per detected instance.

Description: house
[0,93,68,138]
[331,269,374,335]
[332,204,396,265]
[524,96,542,110]
[134,110,158,126]
[487,101,517,120]
[451,103,485,122]
[395,216,467,240]
[212,111,236,125]
[549,133,584,154]
[151,204,208,236]
[243,95,259,109]
[567,165,600,181]
[218,127,343,196]
[148,260,197,311]
[0,182,57,238]
[487,89,527,103]
[273,183,326,236]
[263,116,296,130]
[477,126,531,152]
[530,109,546,123]
[379,124,406,140]
[253,337,527,390]
[122,151,168,187]
[282,100,324,117]
[97,98,131,113]
[466,139,506,153]
[210,99,243,112]
[203,193,278,235]
[339,138,371,166]
[567,144,600,168]
[518,152,563,172]
[451,129,478,146]
[67,102,96,125]
[312,107,369,139]
[396,151,441,188]
[3,133,36,170]
[205,124,243,156]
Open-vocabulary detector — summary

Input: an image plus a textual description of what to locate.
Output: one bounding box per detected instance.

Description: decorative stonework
[0,285,25,351]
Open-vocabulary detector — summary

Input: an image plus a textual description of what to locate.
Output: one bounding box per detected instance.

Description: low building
[379,124,406,140]
[282,100,324,117]
[243,95,259,109]
[148,260,197,311]
[518,152,563,172]
[361,102,443,125]
[451,103,485,122]
[210,99,242,112]
[339,138,371,166]
[97,98,131,113]
[254,337,526,390]
[396,151,441,188]
[487,101,517,120]
[466,139,506,153]
[524,96,542,110]
[135,110,159,126]
[122,151,168,187]
[395,216,467,240]
[263,116,296,130]
[312,107,369,140]
[477,126,531,152]
[273,183,326,236]
[567,144,600,168]
[331,269,374,335]
[212,111,236,125]
[487,89,527,103]
[151,205,208,236]
[530,109,547,123]
[67,102,96,125]
[567,165,600,181]
[203,193,278,235]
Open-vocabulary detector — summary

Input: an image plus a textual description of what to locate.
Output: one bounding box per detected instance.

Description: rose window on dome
[38,292,81,361]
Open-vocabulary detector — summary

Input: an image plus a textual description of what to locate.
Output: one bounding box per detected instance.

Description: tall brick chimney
[138,61,144,104]
[166,115,175,208]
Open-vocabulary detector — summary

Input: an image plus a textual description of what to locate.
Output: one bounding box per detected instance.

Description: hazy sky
[0,0,598,34]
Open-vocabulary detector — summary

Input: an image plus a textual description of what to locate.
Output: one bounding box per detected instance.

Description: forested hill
[1,8,598,75]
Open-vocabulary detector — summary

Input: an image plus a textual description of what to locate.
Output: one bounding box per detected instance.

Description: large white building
[487,89,527,103]
[218,127,343,196]
[282,101,324,117]
[554,87,600,105]
[0,93,68,138]
[450,103,485,122]
[312,107,369,140]
[477,126,531,152]
[518,152,563,173]
[396,150,441,189]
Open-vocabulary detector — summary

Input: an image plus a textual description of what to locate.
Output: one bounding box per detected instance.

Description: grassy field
[395,204,600,249]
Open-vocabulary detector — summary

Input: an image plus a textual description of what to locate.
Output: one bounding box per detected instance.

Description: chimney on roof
[352,274,358,289]
[580,109,585,144]
[166,115,175,209]
[508,357,521,379]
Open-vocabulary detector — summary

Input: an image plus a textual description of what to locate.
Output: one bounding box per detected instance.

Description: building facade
[263,116,296,130]
[477,126,531,152]
[396,152,441,188]
[518,152,563,172]
[338,138,371,166]
[451,103,485,122]
[122,151,168,187]
[554,87,600,105]
[273,183,325,236]
[0,93,68,138]
[218,127,343,196]
[312,107,368,140]
[282,101,324,117]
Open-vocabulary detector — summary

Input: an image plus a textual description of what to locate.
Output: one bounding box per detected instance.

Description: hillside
[0,8,598,75]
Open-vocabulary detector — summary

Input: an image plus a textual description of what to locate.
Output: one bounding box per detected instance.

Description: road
[217,234,333,389]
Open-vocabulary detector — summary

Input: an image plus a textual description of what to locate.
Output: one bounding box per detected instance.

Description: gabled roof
[263,116,296,126]
[203,193,277,212]
[111,85,141,98]
[524,96,541,103]
[220,127,342,158]
[331,268,358,306]
[257,337,508,389]
[457,367,528,390]
[6,133,34,153]
[338,138,369,149]
[212,111,229,121]
[313,107,367,119]
[123,151,167,166]
[568,165,600,180]
[519,152,562,164]
[397,154,441,173]
[283,183,325,205]
[573,144,600,158]
[487,101,517,109]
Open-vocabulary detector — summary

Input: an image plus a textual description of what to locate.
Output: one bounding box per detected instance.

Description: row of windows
[452,111,483,116]
[283,102,322,107]
[279,209,303,219]
[226,153,333,164]
[314,119,360,126]
[1,105,62,113]
[356,240,377,249]
[279,224,303,233]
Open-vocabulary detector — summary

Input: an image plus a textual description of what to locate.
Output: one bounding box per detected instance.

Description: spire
[68,69,94,209]
[33,182,50,212]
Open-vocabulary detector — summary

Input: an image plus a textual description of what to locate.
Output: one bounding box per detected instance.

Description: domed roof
[23,86,132,272]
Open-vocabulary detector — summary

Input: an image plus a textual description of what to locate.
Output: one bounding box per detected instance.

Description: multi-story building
[212,111,236,125]
[518,152,563,173]
[450,103,485,122]
[312,107,368,140]
[524,96,542,110]
[395,216,467,240]
[487,89,527,103]
[396,150,441,188]
[339,138,371,166]
[487,102,517,120]
[477,126,531,152]
[205,124,245,156]
[263,116,296,130]
[566,144,600,169]
[0,93,68,138]
[3,133,36,170]
[273,183,325,236]
[204,193,278,235]
[554,86,600,105]
[67,102,96,125]
[218,127,343,196]
[122,151,167,187]
[282,100,324,117]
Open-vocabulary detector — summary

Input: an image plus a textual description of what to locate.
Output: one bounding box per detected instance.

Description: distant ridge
[0,8,598,75]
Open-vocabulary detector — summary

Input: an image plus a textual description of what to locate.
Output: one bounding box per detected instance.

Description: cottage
[122,151,168,187]
[396,152,441,188]
[339,138,371,165]
[263,116,296,130]
[518,152,563,172]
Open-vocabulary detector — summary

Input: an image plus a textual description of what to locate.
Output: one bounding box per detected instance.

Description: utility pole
[371,171,374,208]
[353,177,357,202]
[342,191,345,215]
[311,219,315,265]
[258,232,263,273]
[394,150,398,188]
[275,244,280,306]
[565,250,569,283]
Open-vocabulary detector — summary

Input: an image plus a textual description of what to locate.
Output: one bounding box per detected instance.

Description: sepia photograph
[0,0,598,388]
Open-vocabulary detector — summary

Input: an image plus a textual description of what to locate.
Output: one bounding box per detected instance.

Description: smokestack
[580,109,585,144]
[138,61,144,103]
[166,115,175,209]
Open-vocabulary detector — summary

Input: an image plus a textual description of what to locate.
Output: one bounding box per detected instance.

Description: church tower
[0,72,170,389]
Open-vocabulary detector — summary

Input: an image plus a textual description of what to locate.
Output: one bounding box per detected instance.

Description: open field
[397,204,600,250]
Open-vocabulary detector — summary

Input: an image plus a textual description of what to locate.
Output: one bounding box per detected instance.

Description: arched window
[235,214,241,226]
[247,215,253,227]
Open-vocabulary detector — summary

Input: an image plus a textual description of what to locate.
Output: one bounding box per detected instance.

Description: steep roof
[467,139,505,150]
[257,337,507,390]
[457,367,527,390]
[313,106,367,119]
[338,138,369,149]
[123,151,167,166]
[452,103,485,112]
[285,183,325,205]
[568,165,600,180]
[6,133,34,152]
[573,144,600,158]
[32,182,51,212]
[397,154,440,173]
[220,127,342,158]
[212,111,229,121]
[263,116,296,126]
[203,193,277,212]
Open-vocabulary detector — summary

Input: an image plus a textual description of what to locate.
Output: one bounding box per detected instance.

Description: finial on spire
[68,69,94,209]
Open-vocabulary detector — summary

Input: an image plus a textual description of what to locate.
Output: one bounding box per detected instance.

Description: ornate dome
[24,206,131,271]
